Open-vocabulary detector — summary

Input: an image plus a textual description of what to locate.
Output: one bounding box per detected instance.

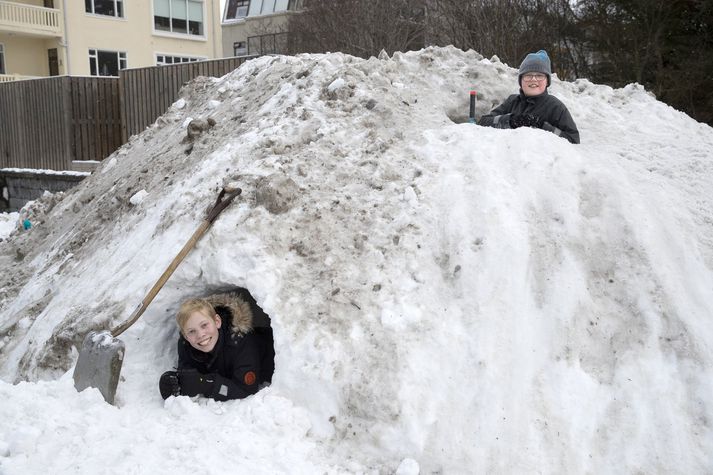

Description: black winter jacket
[478,90,580,144]
[177,291,275,401]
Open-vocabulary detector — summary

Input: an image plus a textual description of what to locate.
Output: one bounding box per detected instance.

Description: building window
[0,44,5,75]
[154,0,204,36]
[85,0,124,18]
[247,0,300,16]
[233,41,247,56]
[89,49,126,76]
[156,54,205,65]
[224,0,249,21]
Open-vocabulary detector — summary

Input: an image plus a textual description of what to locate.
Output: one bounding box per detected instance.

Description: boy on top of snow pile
[478,50,580,144]
[159,291,274,401]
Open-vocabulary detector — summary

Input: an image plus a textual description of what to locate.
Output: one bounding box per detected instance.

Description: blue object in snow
[23,219,31,230]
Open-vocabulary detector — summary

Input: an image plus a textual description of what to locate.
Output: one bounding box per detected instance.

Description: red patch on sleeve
[243,371,257,386]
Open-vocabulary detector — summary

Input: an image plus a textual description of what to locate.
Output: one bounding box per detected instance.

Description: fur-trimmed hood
[205,292,254,336]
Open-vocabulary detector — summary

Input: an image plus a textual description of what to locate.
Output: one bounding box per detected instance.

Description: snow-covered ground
[1,47,712,474]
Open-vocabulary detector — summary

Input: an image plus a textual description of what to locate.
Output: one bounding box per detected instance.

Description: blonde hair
[176,298,216,333]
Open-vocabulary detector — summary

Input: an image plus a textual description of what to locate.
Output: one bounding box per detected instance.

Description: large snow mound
[1,46,712,473]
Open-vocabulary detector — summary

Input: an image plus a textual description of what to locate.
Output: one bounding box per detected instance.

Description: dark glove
[510,114,544,129]
[177,368,216,397]
[159,371,180,399]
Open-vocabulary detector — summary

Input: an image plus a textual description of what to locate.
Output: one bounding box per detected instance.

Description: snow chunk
[207,100,221,110]
[255,174,300,214]
[17,317,32,330]
[327,78,346,92]
[403,186,418,205]
[173,98,187,110]
[100,156,118,174]
[129,190,148,205]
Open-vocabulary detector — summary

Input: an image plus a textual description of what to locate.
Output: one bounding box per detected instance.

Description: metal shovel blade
[73,331,125,404]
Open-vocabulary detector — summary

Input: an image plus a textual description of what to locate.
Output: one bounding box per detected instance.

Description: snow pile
[1,47,712,473]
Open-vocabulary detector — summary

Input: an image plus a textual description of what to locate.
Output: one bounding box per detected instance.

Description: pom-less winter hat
[519,50,551,87]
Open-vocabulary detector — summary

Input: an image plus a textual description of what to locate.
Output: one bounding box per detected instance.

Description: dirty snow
[1,46,712,474]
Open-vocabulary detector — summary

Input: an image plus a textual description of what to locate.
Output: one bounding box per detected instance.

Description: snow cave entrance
[195,285,275,388]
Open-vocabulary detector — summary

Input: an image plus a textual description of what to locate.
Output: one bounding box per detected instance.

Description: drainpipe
[213,0,220,58]
[61,0,71,74]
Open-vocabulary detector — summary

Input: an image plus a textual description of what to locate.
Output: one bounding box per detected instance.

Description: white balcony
[0,1,62,38]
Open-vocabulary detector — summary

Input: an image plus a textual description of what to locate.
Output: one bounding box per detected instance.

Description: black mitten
[510,114,543,129]
[177,368,216,397]
[509,114,525,128]
[159,371,180,399]
[528,114,544,128]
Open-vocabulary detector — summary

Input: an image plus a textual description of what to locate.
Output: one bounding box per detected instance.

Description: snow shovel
[72,186,242,404]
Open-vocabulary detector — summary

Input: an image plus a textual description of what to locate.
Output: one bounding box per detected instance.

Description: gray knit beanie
[519,50,551,87]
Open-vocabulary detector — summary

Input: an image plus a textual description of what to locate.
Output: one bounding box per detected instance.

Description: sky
[1,46,712,474]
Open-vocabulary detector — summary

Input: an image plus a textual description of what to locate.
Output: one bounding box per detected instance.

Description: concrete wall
[0,170,86,211]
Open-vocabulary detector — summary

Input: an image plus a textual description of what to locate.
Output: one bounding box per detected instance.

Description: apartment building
[0,0,222,81]
[221,0,301,58]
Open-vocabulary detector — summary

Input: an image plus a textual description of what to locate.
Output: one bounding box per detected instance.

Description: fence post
[61,77,73,166]
[119,71,128,143]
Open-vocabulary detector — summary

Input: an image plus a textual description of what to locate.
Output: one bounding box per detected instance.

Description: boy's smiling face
[182,310,222,353]
[520,73,548,97]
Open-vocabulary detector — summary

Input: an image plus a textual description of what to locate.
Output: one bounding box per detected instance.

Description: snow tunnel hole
[446,92,488,124]
[446,107,473,124]
[178,286,275,394]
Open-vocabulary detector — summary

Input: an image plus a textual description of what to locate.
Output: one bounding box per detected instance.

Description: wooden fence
[120,56,251,141]
[0,76,121,170]
[0,56,253,172]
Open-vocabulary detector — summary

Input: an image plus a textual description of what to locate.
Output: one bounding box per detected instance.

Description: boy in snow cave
[478,50,580,144]
[159,290,275,400]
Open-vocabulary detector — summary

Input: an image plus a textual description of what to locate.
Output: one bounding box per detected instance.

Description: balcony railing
[0,1,61,37]
[0,73,40,82]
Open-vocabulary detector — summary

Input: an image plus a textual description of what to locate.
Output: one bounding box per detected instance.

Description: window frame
[224,0,249,22]
[85,0,125,18]
[88,48,127,77]
[247,0,293,16]
[0,44,5,75]
[153,0,206,38]
[155,53,206,66]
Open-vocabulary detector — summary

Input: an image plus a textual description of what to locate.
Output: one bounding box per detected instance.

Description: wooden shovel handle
[111,187,242,336]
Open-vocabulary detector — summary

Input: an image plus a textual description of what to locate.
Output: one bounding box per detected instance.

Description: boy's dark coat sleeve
[477,95,517,128]
[541,106,580,144]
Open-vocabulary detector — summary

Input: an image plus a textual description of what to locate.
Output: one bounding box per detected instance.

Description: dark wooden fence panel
[0,76,121,170]
[68,76,122,162]
[0,77,69,170]
[119,56,251,141]
[0,56,253,172]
